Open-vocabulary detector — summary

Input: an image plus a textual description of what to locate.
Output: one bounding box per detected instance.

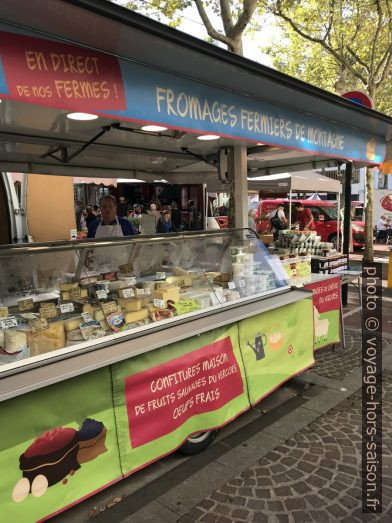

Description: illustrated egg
[12,478,30,502]
[268,331,283,351]
[31,475,48,498]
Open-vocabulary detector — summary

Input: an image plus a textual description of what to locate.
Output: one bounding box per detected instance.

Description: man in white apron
[87,195,136,238]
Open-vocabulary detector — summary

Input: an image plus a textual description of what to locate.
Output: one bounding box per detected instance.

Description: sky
[112,1,277,66]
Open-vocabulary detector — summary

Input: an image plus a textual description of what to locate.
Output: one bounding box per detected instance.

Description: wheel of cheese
[12,478,30,502]
[31,474,48,497]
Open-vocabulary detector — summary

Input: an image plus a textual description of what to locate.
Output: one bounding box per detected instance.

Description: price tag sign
[154,299,165,308]
[228,281,236,290]
[0,306,9,318]
[173,299,199,315]
[59,302,74,314]
[69,287,81,299]
[101,301,118,316]
[0,316,18,329]
[96,289,108,300]
[137,288,145,295]
[119,263,133,274]
[122,288,134,299]
[40,303,58,319]
[156,272,166,280]
[238,280,246,288]
[127,276,137,285]
[18,298,34,312]
[30,317,49,334]
[81,312,92,323]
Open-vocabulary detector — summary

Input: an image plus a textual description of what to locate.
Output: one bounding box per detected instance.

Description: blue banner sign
[0,26,386,164]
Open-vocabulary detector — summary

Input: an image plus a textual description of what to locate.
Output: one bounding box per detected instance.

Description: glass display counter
[0,229,289,372]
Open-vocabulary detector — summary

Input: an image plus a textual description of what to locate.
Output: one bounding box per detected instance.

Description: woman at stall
[87,195,136,238]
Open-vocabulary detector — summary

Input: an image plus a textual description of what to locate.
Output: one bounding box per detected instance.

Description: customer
[85,205,96,227]
[294,202,315,231]
[188,200,200,230]
[130,203,142,233]
[170,201,182,232]
[270,203,287,239]
[248,209,258,230]
[117,196,129,218]
[87,195,136,238]
[376,215,390,242]
[75,200,84,231]
[157,211,174,233]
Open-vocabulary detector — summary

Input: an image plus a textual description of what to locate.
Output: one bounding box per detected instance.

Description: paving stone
[266,500,285,512]
[246,499,266,510]
[179,363,392,523]
[284,498,307,511]
[231,508,250,519]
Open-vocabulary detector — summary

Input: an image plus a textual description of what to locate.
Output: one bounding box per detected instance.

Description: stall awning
[0,0,391,180]
[247,171,342,194]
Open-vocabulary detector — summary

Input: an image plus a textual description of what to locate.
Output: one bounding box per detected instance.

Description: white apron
[94,217,123,238]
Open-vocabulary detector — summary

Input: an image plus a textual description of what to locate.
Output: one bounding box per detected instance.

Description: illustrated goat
[313,306,329,343]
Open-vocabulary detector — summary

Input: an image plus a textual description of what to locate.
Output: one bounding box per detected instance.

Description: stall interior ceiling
[0,99,345,182]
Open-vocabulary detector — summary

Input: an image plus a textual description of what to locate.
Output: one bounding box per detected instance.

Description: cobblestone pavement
[311,329,363,381]
[180,371,392,523]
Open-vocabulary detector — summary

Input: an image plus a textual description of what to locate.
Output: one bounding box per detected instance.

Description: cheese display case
[0,229,290,371]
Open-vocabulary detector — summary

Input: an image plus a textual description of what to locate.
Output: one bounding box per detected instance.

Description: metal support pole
[228,145,248,229]
[337,192,341,252]
[342,162,352,306]
[288,189,292,229]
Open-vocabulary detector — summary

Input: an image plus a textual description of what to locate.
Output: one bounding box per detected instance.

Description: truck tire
[177,430,218,455]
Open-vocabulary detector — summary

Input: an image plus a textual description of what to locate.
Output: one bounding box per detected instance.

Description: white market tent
[247,170,342,248]
[247,170,342,194]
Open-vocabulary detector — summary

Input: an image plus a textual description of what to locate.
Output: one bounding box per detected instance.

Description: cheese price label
[126,276,137,285]
[122,288,134,299]
[59,302,74,313]
[174,299,199,315]
[137,288,145,295]
[102,301,118,316]
[238,280,246,288]
[96,289,108,300]
[0,306,9,318]
[69,287,81,299]
[30,318,49,334]
[228,281,236,290]
[156,272,166,280]
[153,299,165,308]
[0,316,18,329]
[81,312,92,323]
[40,303,58,319]
[119,263,133,274]
[18,298,34,311]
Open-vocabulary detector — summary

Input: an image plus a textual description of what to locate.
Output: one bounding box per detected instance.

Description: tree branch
[219,0,233,35]
[370,0,383,77]
[346,46,371,75]
[193,0,232,47]
[230,0,258,40]
[376,43,392,88]
[269,3,368,86]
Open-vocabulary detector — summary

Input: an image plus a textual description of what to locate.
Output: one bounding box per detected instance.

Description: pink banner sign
[125,337,243,447]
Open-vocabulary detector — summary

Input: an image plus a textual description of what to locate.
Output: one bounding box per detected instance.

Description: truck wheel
[178,430,218,455]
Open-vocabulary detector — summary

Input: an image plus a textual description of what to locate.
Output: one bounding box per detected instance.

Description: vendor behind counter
[88,195,136,238]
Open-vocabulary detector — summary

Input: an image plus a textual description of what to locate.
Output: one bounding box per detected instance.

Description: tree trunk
[363,166,374,263]
[230,38,243,55]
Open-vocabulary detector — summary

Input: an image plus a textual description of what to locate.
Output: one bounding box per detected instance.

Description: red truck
[257,199,365,249]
